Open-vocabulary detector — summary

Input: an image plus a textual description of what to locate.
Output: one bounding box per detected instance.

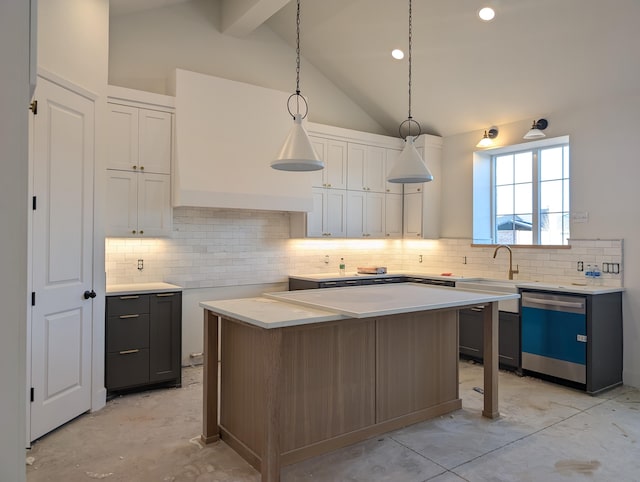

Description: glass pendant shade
[523,127,546,139]
[523,119,548,139]
[271,114,324,171]
[387,136,433,183]
[476,131,493,148]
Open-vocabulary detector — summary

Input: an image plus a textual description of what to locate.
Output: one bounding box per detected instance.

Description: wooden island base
[202,302,500,482]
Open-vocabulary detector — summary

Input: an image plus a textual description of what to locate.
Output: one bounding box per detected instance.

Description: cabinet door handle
[119,314,140,319]
[156,293,175,297]
[119,295,139,300]
[119,349,139,355]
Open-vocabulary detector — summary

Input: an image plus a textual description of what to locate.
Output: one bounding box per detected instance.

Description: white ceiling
[110,0,640,137]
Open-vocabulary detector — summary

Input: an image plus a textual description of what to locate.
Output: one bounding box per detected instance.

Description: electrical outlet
[577,261,583,272]
[137,259,144,271]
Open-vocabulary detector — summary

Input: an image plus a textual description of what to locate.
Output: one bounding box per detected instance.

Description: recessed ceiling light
[478,7,495,21]
[392,49,404,60]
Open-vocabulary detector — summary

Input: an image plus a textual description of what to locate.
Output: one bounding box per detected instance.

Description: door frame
[27,68,106,444]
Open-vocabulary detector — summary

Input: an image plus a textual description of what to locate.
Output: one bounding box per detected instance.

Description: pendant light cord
[398,0,421,140]
[286,0,309,119]
[408,0,412,126]
[296,0,301,96]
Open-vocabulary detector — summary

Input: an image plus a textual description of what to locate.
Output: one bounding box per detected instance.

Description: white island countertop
[201,283,519,328]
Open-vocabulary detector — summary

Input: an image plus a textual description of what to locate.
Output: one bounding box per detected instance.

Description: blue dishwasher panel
[521,306,586,366]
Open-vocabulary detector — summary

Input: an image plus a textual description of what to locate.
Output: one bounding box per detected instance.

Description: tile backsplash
[105,207,623,289]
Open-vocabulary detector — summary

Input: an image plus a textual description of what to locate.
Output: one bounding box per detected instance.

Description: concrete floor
[27,361,640,482]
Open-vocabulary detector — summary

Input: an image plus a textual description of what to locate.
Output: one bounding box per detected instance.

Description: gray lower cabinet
[106,291,182,393]
[459,307,520,371]
[289,276,406,290]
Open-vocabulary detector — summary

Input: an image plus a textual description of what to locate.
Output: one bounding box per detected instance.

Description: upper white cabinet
[402,137,443,239]
[346,191,385,238]
[385,193,403,238]
[384,148,404,194]
[106,170,171,237]
[105,86,175,237]
[290,122,442,240]
[107,104,172,174]
[347,144,386,193]
[309,136,348,189]
[306,187,347,238]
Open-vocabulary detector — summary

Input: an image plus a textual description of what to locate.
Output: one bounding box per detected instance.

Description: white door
[30,77,94,441]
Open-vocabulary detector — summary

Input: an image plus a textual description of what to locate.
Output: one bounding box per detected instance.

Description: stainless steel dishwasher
[521,291,587,384]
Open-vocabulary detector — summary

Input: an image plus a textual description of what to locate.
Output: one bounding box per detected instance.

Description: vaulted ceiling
[110,0,640,137]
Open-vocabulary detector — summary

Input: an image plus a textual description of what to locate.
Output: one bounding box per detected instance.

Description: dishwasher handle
[522,292,586,314]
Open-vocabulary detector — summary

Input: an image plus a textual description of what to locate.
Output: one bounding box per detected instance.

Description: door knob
[83,290,97,299]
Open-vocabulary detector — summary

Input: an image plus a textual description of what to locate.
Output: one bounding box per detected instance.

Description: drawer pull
[119,314,140,319]
[119,295,139,300]
[156,293,176,297]
[119,349,139,355]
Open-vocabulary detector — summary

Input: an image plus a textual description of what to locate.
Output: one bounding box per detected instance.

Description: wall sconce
[476,127,498,148]
[523,118,548,139]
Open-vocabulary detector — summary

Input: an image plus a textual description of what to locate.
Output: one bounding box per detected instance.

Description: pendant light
[387,0,433,184]
[271,0,323,172]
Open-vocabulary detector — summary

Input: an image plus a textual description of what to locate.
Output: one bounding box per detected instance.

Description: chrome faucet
[493,244,519,280]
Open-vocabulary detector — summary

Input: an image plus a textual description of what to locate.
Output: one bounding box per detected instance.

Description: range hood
[171,69,314,212]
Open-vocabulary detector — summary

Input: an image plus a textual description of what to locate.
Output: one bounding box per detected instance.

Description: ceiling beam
[221,0,290,37]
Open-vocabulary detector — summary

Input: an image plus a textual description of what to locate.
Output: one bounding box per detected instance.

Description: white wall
[108,0,386,135]
[440,92,640,387]
[38,0,109,92]
[0,1,29,480]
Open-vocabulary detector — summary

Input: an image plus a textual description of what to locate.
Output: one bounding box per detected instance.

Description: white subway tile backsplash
[105,208,624,289]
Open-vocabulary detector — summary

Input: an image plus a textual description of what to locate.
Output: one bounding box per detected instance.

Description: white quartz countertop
[106,282,183,296]
[265,283,519,320]
[199,297,347,329]
[514,282,624,295]
[290,273,624,295]
[290,272,468,282]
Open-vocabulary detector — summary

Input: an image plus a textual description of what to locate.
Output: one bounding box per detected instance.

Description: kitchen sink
[456,279,520,313]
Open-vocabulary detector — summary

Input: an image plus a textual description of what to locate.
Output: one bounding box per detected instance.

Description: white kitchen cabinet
[402,137,442,239]
[403,191,424,238]
[305,187,347,238]
[385,193,403,238]
[347,143,386,193]
[106,87,175,237]
[384,148,404,194]
[106,103,172,174]
[106,170,172,237]
[346,190,385,238]
[309,136,348,189]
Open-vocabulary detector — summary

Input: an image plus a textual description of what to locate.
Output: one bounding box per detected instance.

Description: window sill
[470,243,571,249]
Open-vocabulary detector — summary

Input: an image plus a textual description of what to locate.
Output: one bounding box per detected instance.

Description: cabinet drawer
[106,348,150,390]
[107,294,149,316]
[107,314,150,352]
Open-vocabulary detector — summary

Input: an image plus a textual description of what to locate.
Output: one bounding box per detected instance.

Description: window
[473,137,570,246]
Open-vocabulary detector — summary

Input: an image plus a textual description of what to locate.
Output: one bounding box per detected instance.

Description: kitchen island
[200,283,519,482]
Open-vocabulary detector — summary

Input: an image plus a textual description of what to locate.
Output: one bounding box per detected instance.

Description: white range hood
[171,69,314,212]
